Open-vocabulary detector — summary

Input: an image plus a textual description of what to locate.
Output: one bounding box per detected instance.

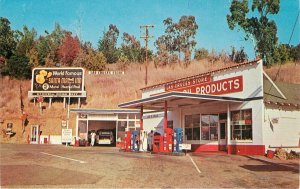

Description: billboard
[28,68,86,97]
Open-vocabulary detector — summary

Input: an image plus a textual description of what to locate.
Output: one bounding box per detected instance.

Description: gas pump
[153,135,163,152]
[163,128,173,152]
[131,130,139,151]
[173,128,183,152]
[124,131,131,151]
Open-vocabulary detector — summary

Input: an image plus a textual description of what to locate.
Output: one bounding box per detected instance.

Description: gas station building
[71,59,300,155]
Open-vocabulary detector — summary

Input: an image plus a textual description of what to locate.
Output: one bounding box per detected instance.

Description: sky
[1,0,299,59]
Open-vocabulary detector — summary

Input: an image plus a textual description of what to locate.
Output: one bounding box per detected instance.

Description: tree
[36,23,64,66]
[5,55,31,79]
[0,17,16,59]
[98,24,120,64]
[290,44,300,61]
[73,49,107,71]
[229,47,248,63]
[227,0,280,65]
[117,52,129,71]
[85,51,106,71]
[121,32,143,62]
[156,16,198,65]
[28,47,39,68]
[57,31,80,66]
[14,26,37,57]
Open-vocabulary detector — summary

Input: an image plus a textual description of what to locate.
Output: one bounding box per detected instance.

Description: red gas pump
[163,128,173,153]
[124,131,131,151]
[153,135,163,152]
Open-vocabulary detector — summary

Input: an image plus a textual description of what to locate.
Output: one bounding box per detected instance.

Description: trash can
[44,137,48,144]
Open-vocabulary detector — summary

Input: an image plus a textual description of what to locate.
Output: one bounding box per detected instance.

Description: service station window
[231,109,252,140]
[118,114,127,119]
[201,115,218,140]
[118,121,127,132]
[184,114,200,140]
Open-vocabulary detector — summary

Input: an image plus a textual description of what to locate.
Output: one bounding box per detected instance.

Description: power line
[267,11,299,97]
[140,25,154,86]
[274,11,299,82]
[288,11,299,45]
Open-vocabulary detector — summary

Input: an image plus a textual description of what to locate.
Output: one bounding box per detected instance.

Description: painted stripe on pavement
[187,154,201,174]
[40,152,87,163]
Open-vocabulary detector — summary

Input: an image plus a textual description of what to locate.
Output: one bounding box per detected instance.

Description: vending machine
[173,128,183,152]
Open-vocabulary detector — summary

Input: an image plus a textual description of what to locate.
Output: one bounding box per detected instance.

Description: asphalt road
[0,143,299,188]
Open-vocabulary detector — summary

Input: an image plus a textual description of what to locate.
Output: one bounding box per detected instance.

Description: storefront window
[192,115,200,140]
[118,114,127,119]
[167,120,173,129]
[128,121,135,128]
[201,115,209,140]
[118,121,126,131]
[201,115,218,140]
[185,114,200,140]
[231,109,252,140]
[128,114,136,119]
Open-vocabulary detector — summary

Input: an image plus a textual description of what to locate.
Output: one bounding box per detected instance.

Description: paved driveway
[0,144,299,188]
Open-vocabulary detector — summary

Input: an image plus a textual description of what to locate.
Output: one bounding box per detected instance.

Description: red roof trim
[141,59,261,91]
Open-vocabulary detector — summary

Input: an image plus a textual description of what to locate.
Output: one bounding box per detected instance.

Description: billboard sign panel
[29,68,86,97]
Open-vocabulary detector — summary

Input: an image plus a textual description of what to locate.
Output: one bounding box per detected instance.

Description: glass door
[219,122,227,151]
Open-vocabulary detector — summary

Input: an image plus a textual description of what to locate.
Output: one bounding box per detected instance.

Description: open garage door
[88,120,116,146]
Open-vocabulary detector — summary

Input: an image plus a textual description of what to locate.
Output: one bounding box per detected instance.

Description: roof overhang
[119,92,261,110]
[70,109,141,114]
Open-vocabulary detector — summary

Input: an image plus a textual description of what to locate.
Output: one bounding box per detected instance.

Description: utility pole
[140,25,154,86]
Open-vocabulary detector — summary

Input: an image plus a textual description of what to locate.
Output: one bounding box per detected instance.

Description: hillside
[1,60,299,144]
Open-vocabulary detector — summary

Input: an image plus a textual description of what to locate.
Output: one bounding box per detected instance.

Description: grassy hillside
[1,60,299,144]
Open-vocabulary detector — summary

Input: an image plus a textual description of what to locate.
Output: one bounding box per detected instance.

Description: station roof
[141,59,261,91]
[118,91,261,110]
[264,78,300,108]
[70,109,141,114]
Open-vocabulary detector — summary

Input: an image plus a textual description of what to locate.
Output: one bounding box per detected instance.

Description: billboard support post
[66,83,71,147]
[49,97,52,108]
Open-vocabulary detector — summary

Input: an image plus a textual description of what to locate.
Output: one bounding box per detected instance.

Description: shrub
[194,48,208,60]
[5,55,32,79]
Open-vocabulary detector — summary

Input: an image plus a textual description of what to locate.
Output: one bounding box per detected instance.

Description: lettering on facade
[170,75,243,95]
[165,75,211,91]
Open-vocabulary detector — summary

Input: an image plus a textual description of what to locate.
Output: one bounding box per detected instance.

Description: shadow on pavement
[240,156,299,174]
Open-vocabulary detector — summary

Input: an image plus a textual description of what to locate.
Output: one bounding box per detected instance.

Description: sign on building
[180,143,192,150]
[62,129,72,143]
[28,68,86,98]
[166,75,243,95]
